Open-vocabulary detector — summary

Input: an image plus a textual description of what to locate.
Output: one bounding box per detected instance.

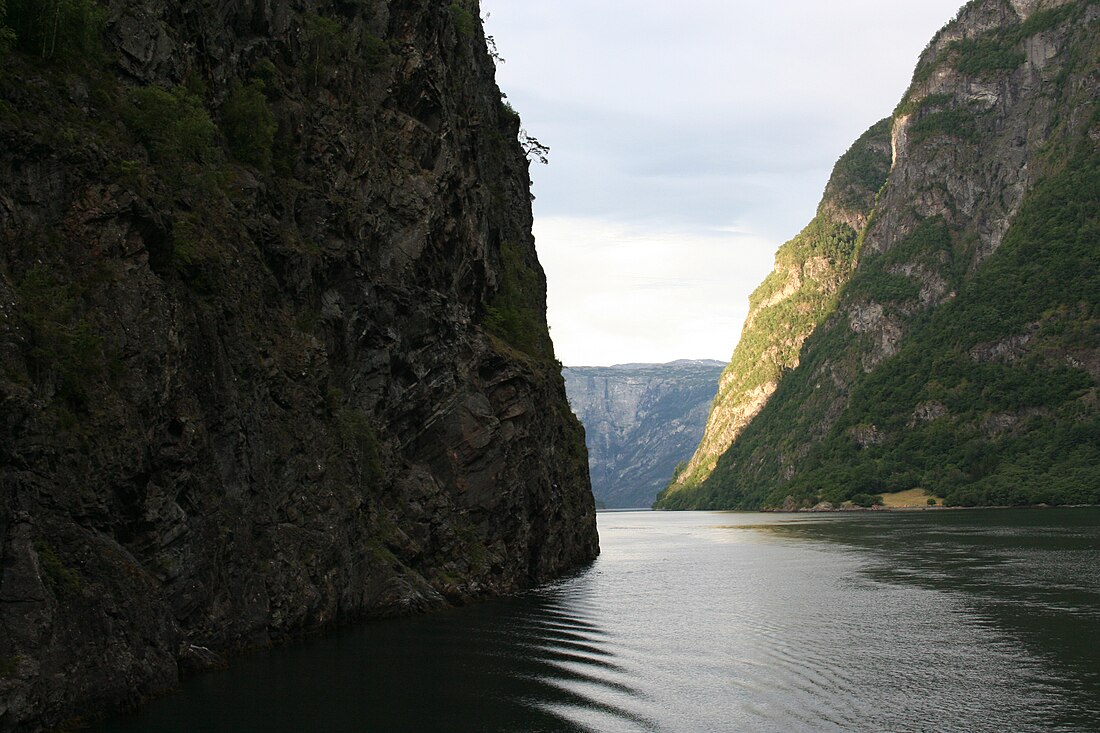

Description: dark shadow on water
[91,578,656,733]
[90,508,1100,732]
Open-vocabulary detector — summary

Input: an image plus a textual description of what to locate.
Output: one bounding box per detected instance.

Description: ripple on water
[87,509,1100,733]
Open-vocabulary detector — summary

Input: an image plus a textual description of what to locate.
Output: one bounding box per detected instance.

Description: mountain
[0,1,597,729]
[666,121,893,497]
[564,360,725,508]
[659,0,1100,511]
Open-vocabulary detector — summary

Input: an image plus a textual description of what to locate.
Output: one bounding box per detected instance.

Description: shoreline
[635,503,1100,514]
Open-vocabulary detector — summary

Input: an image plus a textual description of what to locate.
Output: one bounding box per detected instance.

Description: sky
[480,0,967,367]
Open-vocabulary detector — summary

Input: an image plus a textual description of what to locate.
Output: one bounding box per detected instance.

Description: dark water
[93,508,1100,732]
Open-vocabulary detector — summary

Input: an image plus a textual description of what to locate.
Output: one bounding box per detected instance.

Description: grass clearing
[881,488,941,508]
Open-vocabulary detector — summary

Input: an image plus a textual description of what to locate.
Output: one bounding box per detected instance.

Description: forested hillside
[659,0,1100,510]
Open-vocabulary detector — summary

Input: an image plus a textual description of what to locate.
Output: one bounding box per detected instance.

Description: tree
[519,129,549,164]
[222,80,276,170]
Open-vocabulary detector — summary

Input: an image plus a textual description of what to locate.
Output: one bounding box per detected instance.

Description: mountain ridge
[564,361,723,508]
[659,0,1100,511]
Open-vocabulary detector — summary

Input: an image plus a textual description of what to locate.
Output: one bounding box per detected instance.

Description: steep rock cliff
[0,1,598,729]
[658,0,1100,510]
[563,361,724,508]
[663,121,892,498]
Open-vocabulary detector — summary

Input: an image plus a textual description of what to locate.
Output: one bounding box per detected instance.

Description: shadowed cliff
[0,1,598,729]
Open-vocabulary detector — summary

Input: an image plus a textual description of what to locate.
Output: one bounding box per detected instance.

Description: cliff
[563,361,724,508]
[0,1,598,730]
[659,0,1100,510]
[665,121,892,497]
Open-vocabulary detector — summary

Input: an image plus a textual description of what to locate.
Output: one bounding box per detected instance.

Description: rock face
[0,1,598,730]
[563,361,724,508]
[659,0,1100,510]
[665,120,893,497]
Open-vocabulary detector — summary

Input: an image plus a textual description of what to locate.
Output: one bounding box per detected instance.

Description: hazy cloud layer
[482,0,966,365]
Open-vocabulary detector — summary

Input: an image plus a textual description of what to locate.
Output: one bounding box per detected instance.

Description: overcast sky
[480,0,966,367]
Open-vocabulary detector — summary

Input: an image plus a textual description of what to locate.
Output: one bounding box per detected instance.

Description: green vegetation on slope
[845,217,957,303]
[126,84,223,168]
[660,120,891,499]
[660,147,1100,510]
[660,2,1100,512]
[657,307,858,510]
[734,218,858,385]
[825,119,894,212]
[959,1,1086,74]
[908,1,1085,88]
[15,265,108,409]
[794,149,1100,508]
[663,217,860,495]
[483,237,555,361]
[221,80,276,170]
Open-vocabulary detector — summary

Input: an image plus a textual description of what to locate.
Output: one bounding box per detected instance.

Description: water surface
[94,508,1100,732]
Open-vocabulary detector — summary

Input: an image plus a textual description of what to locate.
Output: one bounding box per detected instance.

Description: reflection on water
[94,508,1100,732]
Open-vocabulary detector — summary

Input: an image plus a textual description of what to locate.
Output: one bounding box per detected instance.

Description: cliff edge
[0,1,598,729]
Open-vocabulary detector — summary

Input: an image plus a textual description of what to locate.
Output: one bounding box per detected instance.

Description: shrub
[362,31,387,70]
[252,58,279,88]
[952,36,1024,75]
[1017,4,1075,36]
[847,270,921,302]
[849,493,883,508]
[449,2,475,38]
[222,80,276,170]
[498,99,520,128]
[483,239,553,359]
[910,109,979,143]
[126,85,220,167]
[34,541,81,592]
[16,265,104,407]
[166,212,224,292]
[337,407,384,486]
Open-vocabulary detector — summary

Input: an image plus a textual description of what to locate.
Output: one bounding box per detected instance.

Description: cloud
[482,0,967,365]
[534,217,777,366]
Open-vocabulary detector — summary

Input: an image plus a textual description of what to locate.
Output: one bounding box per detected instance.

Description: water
[93,508,1100,732]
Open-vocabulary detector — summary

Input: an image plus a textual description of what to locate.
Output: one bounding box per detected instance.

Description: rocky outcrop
[659,0,1100,511]
[563,361,724,508]
[0,1,597,730]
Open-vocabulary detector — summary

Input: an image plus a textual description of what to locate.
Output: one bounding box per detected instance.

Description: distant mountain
[659,0,1100,510]
[564,361,725,508]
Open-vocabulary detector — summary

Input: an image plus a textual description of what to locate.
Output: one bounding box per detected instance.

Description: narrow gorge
[564,360,724,509]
